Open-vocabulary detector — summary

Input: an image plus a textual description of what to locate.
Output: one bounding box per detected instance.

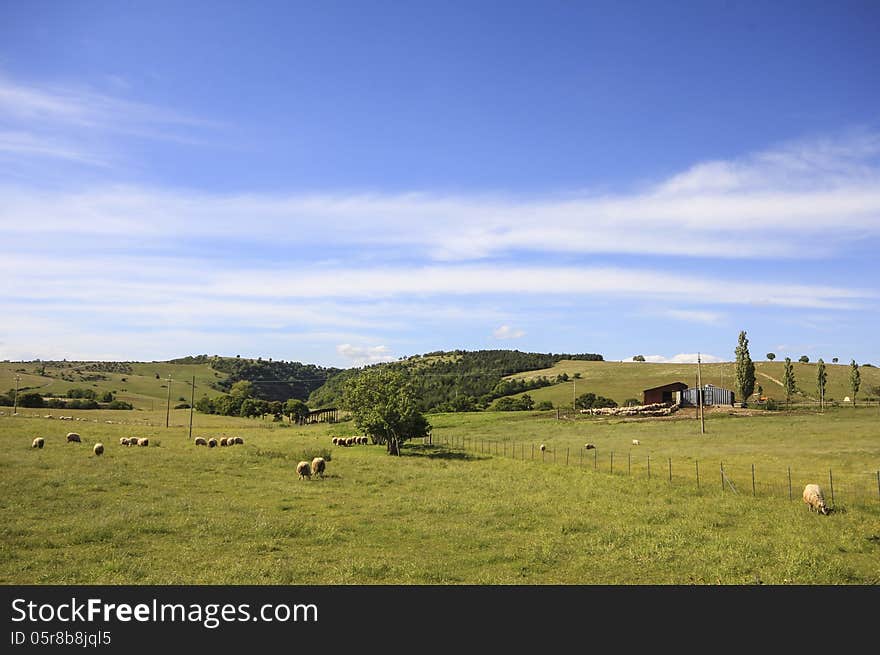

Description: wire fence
[426,435,880,508]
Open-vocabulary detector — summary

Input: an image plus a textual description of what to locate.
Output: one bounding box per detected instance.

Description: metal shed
[680,384,735,407]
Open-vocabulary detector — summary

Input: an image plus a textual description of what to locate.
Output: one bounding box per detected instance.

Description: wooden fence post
[696,460,700,490]
[566,448,569,466]
[720,461,724,492]
[647,455,651,479]
[788,467,792,501]
[668,458,672,483]
[594,449,597,471]
[628,452,631,476]
[829,468,834,506]
[610,451,614,475]
[751,463,756,497]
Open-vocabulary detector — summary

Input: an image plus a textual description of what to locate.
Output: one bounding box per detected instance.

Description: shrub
[623,398,641,407]
[535,400,554,410]
[173,402,191,409]
[764,398,778,411]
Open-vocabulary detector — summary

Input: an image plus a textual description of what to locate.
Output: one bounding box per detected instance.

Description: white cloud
[336,344,396,366]
[643,353,724,364]
[492,325,526,339]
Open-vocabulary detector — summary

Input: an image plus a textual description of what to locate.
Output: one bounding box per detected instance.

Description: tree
[632,355,646,362]
[816,359,827,411]
[832,357,839,364]
[229,380,255,398]
[536,400,554,410]
[782,357,796,408]
[100,391,114,403]
[575,392,617,410]
[342,368,430,455]
[799,355,810,364]
[734,331,756,406]
[766,353,776,361]
[284,398,310,424]
[849,360,860,407]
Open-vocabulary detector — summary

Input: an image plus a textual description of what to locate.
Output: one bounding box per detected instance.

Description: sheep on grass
[803,483,830,515]
[137,438,149,447]
[66,432,81,443]
[32,437,44,449]
[296,461,312,479]
[311,456,326,478]
[234,436,244,445]
[208,438,217,448]
[120,437,130,446]
[194,437,207,446]
[93,443,104,456]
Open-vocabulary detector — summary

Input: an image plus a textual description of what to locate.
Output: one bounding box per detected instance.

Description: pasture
[1,407,878,584]
[505,359,880,409]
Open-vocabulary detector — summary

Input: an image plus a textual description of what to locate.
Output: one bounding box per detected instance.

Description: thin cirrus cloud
[643,353,724,364]
[336,344,396,366]
[492,325,526,340]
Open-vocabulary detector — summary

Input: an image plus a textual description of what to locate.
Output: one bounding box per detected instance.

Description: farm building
[643,382,689,405]
[680,384,735,407]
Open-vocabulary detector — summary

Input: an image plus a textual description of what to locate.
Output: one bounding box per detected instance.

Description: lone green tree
[766,353,776,361]
[849,360,860,407]
[816,358,827,411]
[799,355,810,363]
[342,368,430,455]
[632,355,646,362]
[284,398,310,424]
[782,357,796,409]
[734,331,756,406]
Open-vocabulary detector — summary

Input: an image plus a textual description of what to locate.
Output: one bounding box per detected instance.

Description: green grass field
[0,361,229,410]
[505,360,880,409]
[2,407,877,584]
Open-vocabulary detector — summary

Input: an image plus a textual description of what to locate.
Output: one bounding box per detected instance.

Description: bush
[107,400,134,410]
[764,398,778,411]
[17,392,45,408]
[68,398,99,409]
[623,398,641,407]
[535,400,554,410]
[173,402,191,409]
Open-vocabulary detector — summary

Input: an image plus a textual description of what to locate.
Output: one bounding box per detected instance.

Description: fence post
[668,458,672,483]
[531,444,534,460]
[720,461,724,493]
[566,448,570,466]
[829,468,834,506]
[628,452,631,476]
[752,463,756,497]
[788,467,792,501]
[610,451,614,475]
[594,449,597,471]
[877,470,879,502]
[696,460,700,490]
[647,455,651,479]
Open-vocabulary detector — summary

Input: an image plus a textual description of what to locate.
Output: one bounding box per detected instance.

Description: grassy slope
[504,360,880,408]
[0,361,228,410]
[1,408,877,584]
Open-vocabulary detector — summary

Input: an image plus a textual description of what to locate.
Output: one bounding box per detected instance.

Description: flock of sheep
[27,428,832,515]
[193,436,244,447]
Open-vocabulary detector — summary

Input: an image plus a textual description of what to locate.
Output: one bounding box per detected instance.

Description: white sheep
[632,439,640,446]
[93,442,104,456]
[584,443,595,450]
[803,483,830,515]
[137,438,149,447]
[540,444,546,452]
[208,438,217,448]
[120,437,130,446]
[32,437,45,449]
[234,437,244,445]
[311,456,326,478]
[194,437,207,446]
[220,437,228,447]
[66,432,81,443]
[296,461,312,479]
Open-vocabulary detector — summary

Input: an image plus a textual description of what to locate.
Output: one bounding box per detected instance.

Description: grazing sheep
[93,443,104,456]
[220,437,228,447]
[803,483,830,515]
[584,443,595,450]
[194,437,207,446]
[360,436,369,445]
[632,439,640,446]
[311,456,326,478]
[296,461,312,479]
[540,444,546,452]
[331,437,338,445]
[66,432,81,443]
[32,437,44,449]
[234,436,244,445]
[208,438,217,448]
[120,437,130,446]
[137,438,149,447]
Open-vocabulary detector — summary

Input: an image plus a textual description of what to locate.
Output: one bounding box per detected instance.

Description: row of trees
[194,380,312,422]
[0,389,132,410]
[767,352,840,364]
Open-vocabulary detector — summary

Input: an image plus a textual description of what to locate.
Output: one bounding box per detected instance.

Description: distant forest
[308,349,603,412]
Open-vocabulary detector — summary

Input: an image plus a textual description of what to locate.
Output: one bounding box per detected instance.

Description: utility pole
[13,374,21,414]
[188,375,195,440]
[165,375,173,428]
[697,353,705,434]
[573,378,576,412]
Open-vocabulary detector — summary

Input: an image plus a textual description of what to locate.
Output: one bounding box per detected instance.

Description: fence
[425,435,880,507]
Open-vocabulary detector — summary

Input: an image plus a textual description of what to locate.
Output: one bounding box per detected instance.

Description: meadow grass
[505,360,880,408]
[1,408,877,585]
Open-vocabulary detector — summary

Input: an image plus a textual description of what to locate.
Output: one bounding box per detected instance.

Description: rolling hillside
[504,360,880,409]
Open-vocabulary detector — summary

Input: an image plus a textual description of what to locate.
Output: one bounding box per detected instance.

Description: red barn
[643,382,689,405]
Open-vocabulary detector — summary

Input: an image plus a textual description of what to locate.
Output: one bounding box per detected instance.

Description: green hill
[503,360,880,409]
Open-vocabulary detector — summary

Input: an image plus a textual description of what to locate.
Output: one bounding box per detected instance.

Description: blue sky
[1,0,878,368]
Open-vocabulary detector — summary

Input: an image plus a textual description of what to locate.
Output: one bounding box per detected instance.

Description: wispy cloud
[492,325,526,339]
[659,309,725,325]
[336,344,395,366]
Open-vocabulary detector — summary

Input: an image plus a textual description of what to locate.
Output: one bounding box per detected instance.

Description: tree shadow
[401,444,485,461]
